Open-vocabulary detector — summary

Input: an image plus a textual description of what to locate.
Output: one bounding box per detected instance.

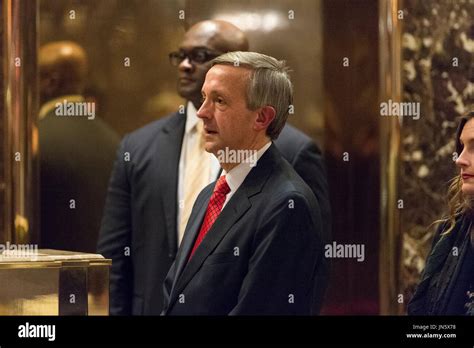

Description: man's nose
[197,100,211,120]
[178,57,193,72]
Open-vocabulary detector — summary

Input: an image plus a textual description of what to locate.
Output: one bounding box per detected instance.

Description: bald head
[176,20,248,108]
[39,41,88,103]
[186,20,249,52]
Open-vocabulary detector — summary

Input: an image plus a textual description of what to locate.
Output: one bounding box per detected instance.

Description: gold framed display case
[0,249,111,315]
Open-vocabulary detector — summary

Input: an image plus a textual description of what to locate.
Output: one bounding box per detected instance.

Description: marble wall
[0,0,4,239]
[400,0,474,308]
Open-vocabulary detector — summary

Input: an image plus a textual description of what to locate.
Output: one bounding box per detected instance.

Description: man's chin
[177,86,198,100]
[204,142,222,156]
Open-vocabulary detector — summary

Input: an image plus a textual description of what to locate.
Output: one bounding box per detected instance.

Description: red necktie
[189,175,231,259]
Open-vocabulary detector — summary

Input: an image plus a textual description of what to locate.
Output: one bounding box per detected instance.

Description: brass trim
[0,261,61,269]
[89,260,112,266]
[2,0,39,244]
[378,0,403,315]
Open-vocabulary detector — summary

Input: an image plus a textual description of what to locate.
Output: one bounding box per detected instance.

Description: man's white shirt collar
[185,101,199,133]
[222,141,272,202]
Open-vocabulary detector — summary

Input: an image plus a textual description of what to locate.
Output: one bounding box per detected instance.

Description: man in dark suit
[39,41,119,253]
[162,51,329,315]
[98,20,330,315]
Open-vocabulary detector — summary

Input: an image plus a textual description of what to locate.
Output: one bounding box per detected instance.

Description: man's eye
[216,97,225,104]
[194,51,207,62]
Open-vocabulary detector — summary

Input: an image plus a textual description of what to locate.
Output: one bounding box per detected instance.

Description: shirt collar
[185,101,199,134]
[39,95,85,120]
[223,141,272,193]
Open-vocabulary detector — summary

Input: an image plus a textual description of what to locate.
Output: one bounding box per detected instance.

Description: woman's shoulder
[432,213,468,245]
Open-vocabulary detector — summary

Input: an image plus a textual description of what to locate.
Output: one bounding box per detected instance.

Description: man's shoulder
[263,147,318,205]
[273,167,315,201]
[260,165,319,230]
[279,123,312,143]
[274,124,321,161]
[124,111,183,147]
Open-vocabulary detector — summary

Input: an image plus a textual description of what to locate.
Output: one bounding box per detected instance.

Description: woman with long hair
[408,110,474,315]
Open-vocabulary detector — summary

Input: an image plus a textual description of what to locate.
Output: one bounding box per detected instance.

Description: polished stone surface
[0,0,4,240]
[400,0,474,308]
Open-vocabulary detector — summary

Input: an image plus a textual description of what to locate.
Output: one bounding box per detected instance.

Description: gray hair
[212,51,293,140]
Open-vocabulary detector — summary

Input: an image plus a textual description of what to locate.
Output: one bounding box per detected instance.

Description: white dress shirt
[222,141,272,208]
[177,101,220,243]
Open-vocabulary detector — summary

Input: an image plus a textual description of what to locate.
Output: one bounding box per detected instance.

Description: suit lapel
[168,144,278,308]
[159,112,186,256]
[171,189,252,300]
[168,186,211,302]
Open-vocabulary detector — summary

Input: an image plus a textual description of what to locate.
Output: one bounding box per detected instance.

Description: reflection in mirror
[38,40,120,252]
[38,0,186,252]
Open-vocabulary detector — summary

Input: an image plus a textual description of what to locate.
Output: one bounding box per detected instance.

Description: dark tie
[189,175,231,259]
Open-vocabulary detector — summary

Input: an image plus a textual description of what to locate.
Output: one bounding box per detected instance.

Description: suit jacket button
[168,253,174,258]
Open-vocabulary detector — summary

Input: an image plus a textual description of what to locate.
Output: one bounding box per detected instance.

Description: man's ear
[254,106,276,132]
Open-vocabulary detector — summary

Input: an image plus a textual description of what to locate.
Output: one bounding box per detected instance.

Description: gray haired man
[162,52,330,315]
